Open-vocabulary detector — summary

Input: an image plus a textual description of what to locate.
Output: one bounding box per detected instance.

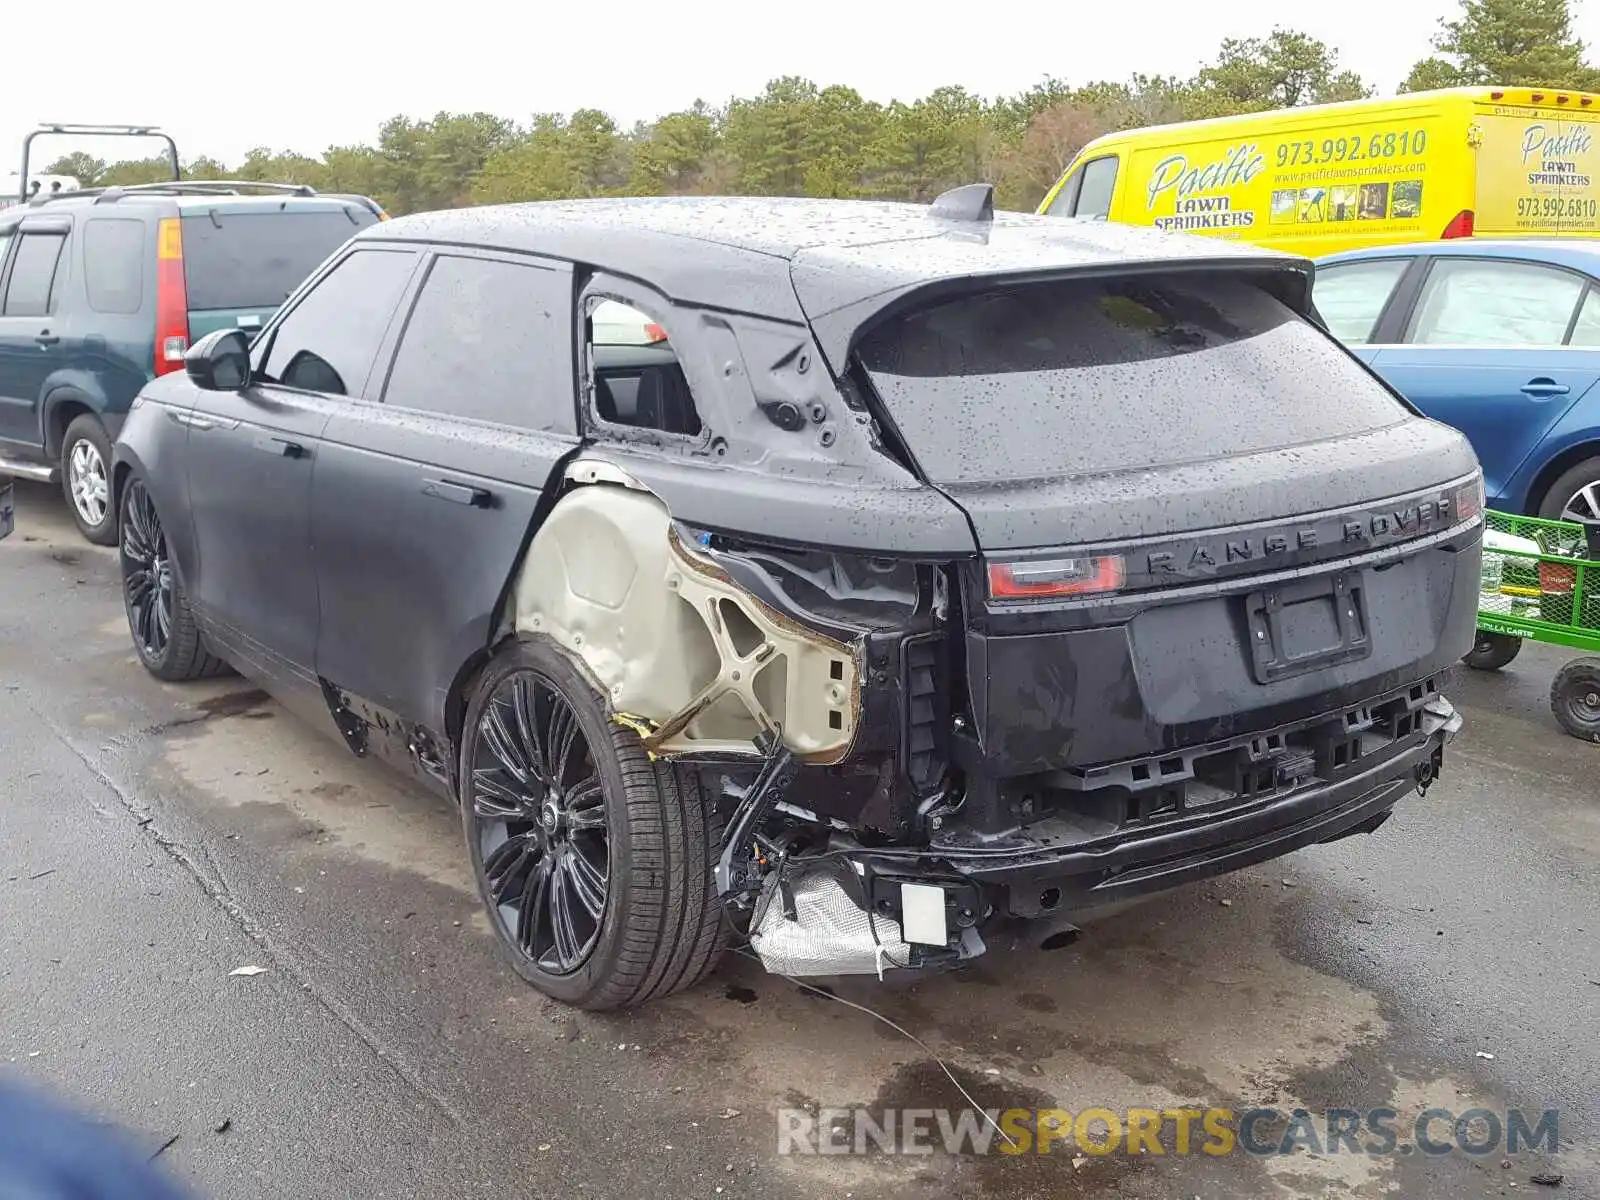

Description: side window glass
[258,249,417,396]
[1568,288,1600,347]
[3,232,67,317]
[383,254,571,431]
[84,219,146,315]
[587,298,702,437]
[1408,259,1584,347]
[1044,169,1085,218]
[0,232,14,284]
[1311,259,1409,344]
[1072,157,1119,220]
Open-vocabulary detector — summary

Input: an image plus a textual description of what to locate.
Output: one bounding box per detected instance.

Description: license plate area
[0,479,13,541]
[1245,571,1370,684]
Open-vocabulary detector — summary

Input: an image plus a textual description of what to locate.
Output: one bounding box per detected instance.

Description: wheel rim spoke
[484,832,537,907]
[469,669,610,977]
[471,768,525,818]
[482,699,534,785]
[546,699,581,789]
[548,858,582,968]
[1563,483,1600,523]
[120,482,173,659]
[516,856,553,958]
[565,776,606,830]
[563,843,608,921]
[511,676,550,783]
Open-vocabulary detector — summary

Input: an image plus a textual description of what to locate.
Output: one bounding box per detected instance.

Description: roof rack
[21,180,323,208]
[19,122,180,203]
[131,179,319,196]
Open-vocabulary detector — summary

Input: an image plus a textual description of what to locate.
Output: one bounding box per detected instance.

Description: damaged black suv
[112,186,1480,1009]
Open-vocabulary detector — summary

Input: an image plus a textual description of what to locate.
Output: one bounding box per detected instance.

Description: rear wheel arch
[440,444,594,774]
[1527,441,1600,518]
[43,391,97,457]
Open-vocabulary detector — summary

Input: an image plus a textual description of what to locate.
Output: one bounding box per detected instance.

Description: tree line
[39,0,1598,216]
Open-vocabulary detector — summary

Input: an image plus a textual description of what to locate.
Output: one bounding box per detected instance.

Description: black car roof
[363,196,1312,363]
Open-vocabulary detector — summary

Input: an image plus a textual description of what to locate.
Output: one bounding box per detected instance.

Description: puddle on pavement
[158,685,474,896]
[617,877,1451,1198]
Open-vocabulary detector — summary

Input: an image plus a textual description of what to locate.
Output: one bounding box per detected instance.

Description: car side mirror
[185,328,252,392]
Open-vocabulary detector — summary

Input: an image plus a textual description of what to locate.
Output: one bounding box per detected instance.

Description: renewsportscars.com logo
[777,1105,1561,1158]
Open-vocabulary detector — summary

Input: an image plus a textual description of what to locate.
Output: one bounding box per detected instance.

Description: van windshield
[180,208,377,310]
[855,274,1410,485]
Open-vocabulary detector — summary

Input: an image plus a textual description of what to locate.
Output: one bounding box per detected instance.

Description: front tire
[460,637,725,1010]
[62,414,117,545]
[119,476,230,681]
[1551,657,1600,743]
[1462,631,1522,672]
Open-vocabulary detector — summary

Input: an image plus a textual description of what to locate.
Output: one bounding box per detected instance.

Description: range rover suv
[111,187,1480,1009]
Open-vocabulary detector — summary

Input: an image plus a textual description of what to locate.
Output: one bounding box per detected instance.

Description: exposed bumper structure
[951,693,1460,916]
[742,685,1459,977]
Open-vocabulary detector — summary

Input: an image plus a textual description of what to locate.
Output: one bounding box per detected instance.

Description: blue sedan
[1314,239,1600,523]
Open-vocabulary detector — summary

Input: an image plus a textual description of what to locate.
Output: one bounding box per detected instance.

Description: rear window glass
[180,208,375,310]
[856,275,1409,484]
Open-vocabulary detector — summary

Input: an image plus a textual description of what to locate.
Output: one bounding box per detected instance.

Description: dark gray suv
[112,188,1480,1009]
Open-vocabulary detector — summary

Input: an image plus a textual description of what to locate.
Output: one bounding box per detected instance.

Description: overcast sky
[6,0,1600,173]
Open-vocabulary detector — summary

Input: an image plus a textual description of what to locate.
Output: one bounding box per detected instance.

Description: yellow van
[1037,86,1600,256]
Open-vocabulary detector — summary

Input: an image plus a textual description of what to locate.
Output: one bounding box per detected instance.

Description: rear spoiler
[802,255,1317,376]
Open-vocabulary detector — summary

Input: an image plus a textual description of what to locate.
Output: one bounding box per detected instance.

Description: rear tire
[460,636,725,1010]
[1550,657,1600,743]
[61,414,117,545]
[119,475,231,682]
[1462,631,1522,672]
[1536,456,1600,524]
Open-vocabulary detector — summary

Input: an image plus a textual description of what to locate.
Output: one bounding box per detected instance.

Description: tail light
[1449,475,1484,525]
[154,217,189,376]
[1441,210,1475,240]
[644,322,668,343]
[987,554,1125,601]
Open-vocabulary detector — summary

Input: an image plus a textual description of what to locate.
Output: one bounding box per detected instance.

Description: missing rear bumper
[956,708,1454,918]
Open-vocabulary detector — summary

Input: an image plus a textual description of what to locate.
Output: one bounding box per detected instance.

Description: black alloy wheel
[121,479,174,663]
[118,476,230,681]
[460,636,726,1010]
[470,670,611,975]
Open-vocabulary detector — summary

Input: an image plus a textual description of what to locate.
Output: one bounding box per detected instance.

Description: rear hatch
[1473,96,1600,237]
[178,200,379,335]
[852,267,1482,773]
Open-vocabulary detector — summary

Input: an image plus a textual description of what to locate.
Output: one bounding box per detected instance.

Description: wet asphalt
[1,478,1598,1200]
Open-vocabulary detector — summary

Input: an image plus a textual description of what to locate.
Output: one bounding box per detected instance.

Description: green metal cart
[1467,509,1600,742]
